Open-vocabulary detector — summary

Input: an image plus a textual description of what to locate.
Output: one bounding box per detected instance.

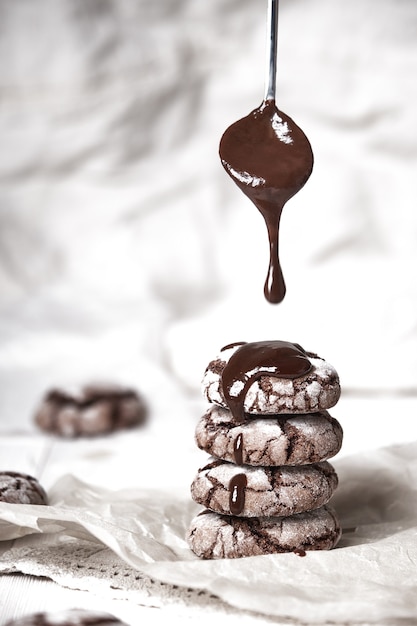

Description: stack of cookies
[187,340,343,559]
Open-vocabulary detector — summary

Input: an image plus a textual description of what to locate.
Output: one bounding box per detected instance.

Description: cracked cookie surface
[202,344,340,415]
[195,405,343,466]
[0,471,47,505]
[190,459,338,517]
[188,505,341,559]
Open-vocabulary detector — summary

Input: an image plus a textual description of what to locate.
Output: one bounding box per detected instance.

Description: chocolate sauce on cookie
[201,459,223,472]
[233,432,244,465]
[221,340,312,422]
[229,473,247,515]
[221,341,247,352]
[294,548,307,557]
[219,100,313,303]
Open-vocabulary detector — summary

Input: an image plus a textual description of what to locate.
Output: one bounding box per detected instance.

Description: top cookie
[202,341,340,419]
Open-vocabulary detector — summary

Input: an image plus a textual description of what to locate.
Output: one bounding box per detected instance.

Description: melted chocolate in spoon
[219,0,313,303]
[219,100,313,303]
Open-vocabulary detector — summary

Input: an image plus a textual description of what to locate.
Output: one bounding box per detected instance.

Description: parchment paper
[1,441,417,624]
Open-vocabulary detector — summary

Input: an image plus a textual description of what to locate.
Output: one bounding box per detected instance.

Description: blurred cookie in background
[4,608,128,625]
[0,471,48,505]
[34,383,148,438]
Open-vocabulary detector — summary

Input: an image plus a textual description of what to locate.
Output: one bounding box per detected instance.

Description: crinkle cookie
[202,342,341,417]
[195,405,343,466]
[190,459,338,518]
[188,505,341,559]
[0,471,47,505]
[34,383,147,437]
[4,610,128,625]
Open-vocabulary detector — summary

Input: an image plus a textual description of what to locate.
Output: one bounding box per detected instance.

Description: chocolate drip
[221,340,312,422]
[221,341,247,352]
[219,100,313,304]
[229,473,247,515]
[200,458,223,472]
[294,548,307,557]
[233,432,244,465]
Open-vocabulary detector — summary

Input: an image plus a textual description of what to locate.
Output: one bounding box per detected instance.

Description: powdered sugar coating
[195,405,343,466]
[0,472,47,505]
[202,345,341,415]
[4,609,127,626]
[188,505,341,559]
[190,459,338,517]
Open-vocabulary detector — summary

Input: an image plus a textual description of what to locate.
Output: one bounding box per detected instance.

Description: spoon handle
[264,0,279,102]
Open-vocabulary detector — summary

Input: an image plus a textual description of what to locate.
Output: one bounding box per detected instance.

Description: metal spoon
[219,0,313,304]
[265,0,279,102]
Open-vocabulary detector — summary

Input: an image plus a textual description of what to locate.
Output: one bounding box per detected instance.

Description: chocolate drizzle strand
[221,340,312,422]
[229,473,248,515]
[221,341,247,352]
[219,100,313,303]
[233,432,244,465]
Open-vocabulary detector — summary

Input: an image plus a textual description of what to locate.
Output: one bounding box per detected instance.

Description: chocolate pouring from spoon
[219,0,314,304]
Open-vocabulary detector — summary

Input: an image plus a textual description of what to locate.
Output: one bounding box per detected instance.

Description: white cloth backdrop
[1,0,417,431]
[1,1,417,623]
